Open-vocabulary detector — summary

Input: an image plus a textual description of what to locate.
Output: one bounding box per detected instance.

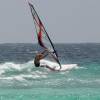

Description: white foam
[0,59,78,83]
[0,62,22,71]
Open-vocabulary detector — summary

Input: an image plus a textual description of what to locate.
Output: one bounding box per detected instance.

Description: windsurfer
[34,49,48,67]
[29,2,61,70]
[34,49,59,71]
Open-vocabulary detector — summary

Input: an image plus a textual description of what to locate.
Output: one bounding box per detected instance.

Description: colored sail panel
[28,2,61,68]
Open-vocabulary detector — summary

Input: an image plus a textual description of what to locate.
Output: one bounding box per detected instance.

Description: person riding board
[34,49,59,71]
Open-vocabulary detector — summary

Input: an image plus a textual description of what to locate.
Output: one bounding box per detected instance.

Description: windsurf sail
[28,2,61,69]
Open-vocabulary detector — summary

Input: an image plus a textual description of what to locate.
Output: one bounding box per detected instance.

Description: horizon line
[0,42,100,44]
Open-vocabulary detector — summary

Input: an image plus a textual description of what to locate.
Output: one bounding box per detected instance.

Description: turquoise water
[1,88,100,100]
[0,43,100,100]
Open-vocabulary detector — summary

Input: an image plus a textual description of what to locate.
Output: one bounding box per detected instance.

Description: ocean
[0,43,100,100]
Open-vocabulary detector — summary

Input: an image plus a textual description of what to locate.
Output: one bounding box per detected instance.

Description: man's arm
[40,49,49,58]
[41,49,48,54]
[40,49,59,64]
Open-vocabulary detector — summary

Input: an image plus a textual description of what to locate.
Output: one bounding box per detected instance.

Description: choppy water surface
[0,43,100,100]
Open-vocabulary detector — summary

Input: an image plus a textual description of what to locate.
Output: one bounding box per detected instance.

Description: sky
[0,0,100,43]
